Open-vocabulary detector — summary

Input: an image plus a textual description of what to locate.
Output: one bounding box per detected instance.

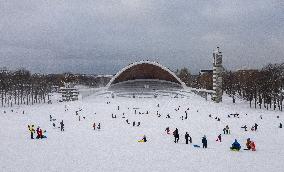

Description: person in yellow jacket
[28,125,35,139]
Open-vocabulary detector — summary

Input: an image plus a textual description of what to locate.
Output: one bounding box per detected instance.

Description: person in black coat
[185,132,192,144]
[202,135,207,148]
[173,128,179,143]
[60,120,64,131]
[143,135,147,142]
[254,123,258,131]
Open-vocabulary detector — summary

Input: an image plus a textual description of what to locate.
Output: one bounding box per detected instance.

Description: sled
[193,145,200,148]
[230,148,240,152]
[36,136,47,139]
[138,140,145,143]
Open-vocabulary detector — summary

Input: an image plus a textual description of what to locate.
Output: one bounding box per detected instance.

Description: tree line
[222,63,284,111]
[0,68,111,107]
[176,63,284,111]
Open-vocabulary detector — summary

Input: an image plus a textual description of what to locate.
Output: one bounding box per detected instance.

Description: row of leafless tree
[176,63,284,111]
[0,69,48,107]
[222,63,284,111]
[0,69,111,107]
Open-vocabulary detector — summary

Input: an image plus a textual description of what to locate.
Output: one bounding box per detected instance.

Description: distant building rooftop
[200,69,213,75]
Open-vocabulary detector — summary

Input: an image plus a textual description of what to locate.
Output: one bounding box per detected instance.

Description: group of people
[164,126,256,152]
[230,138,256,151]
[251,123,258,131]
[166,128,192,144]
[223,125,230,134]
[28,125,47,139]
[50,115,64,132]
[208,114,220,121]
[242,123,259,132]
[93,122,101,130]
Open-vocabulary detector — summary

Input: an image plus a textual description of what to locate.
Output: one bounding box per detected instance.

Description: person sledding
[245,138,252,150]
[245,138,256,151]
[138,135,147,142]
[250,141,256,151]
[173,128,179,143]
[216,134,222,142]
[36,126,47,139]
[165,127,170,134]
[28,125,35,139]
[230,139,241,151]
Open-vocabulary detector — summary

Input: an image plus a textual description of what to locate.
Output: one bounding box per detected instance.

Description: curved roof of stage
[107,61,186,88]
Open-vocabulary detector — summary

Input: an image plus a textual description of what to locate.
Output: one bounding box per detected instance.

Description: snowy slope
[0,93,283,172]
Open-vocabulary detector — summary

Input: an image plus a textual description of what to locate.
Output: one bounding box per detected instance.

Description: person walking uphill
[216,134,222,142]
[93,122,96,130]
[60,120,64,131]
[202,135,207,148]
[185,132,192,144]
[173,128,179,143]
[254,123,258,131]
[28,125,35,139]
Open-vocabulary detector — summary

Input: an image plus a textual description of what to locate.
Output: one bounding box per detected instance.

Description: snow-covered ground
[0,92,283,172]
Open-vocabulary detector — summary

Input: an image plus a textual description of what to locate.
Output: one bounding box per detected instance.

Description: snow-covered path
[0,93,283,172]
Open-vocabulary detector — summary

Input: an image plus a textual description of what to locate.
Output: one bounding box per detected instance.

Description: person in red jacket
[36,126,46,139]
[39,128,43,139]
[216,134,222,142]
[36,127,41,139]
[250,141,256,151]
[246,138,252,150]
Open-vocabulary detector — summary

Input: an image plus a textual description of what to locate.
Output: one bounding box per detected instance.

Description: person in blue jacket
[230,139,241,151]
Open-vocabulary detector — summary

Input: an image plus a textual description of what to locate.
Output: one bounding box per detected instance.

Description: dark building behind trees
[177,62,283,111]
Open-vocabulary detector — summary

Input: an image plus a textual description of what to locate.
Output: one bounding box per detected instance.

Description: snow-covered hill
[0,93,283,172]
